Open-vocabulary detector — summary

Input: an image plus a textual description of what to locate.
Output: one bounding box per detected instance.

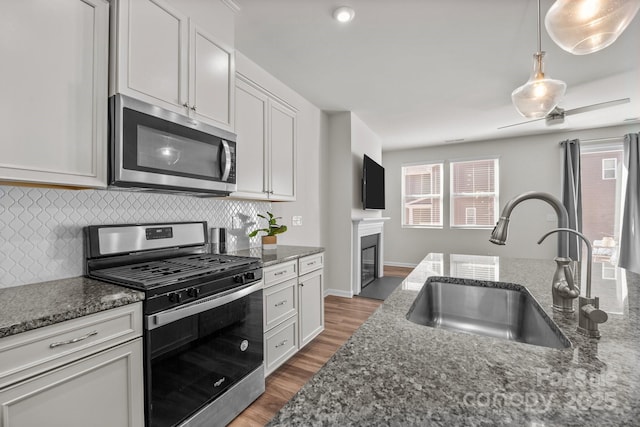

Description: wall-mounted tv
[362,154,385,210]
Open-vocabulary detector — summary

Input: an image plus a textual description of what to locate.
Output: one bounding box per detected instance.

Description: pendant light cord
[536,0,542,53]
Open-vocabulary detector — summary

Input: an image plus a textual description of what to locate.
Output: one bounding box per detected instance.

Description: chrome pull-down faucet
[489,191,577,312]
[489,191,570,257]
[538,228,608,338]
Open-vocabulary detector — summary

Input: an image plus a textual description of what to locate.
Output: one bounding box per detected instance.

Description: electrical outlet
[292,216,302,226]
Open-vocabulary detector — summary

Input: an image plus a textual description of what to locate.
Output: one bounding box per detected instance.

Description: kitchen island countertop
[270,253,640,426]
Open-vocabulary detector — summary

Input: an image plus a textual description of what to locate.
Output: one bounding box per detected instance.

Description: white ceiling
[234,0,640,151]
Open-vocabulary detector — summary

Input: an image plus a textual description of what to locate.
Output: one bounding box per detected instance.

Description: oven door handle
[146,280,263,330]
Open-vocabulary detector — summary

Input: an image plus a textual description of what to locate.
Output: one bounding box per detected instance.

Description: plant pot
[262,235,277,250]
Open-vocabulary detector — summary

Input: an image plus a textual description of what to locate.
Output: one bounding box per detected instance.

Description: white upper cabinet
[233,76,296,201]
[269,100,296,200]
[0,0,108,188]
[234,79,268,198]
[110,0,234,131]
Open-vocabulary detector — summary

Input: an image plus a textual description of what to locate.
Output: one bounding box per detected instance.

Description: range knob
[187,287,200,298]
[168,292,182,303]
[233,275,245,284]
[244,271,255,280]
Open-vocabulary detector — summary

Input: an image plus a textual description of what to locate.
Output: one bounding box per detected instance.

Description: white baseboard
[323,288,353,298]
[384,261,418,268]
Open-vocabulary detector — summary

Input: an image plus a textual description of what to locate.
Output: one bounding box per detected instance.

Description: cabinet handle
[49,330,98,349]
[306,261,316,267]
[274,270,287,276]
[190,105,197,111]
[274,300,287,307]
[300,283,305,287]
[275,339,288,348]
[182,102,190,108]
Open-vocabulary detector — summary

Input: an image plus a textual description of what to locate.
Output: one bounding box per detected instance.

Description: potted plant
[248,212,287,249]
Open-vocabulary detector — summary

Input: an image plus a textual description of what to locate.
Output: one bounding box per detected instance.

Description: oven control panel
[144,267,263,314]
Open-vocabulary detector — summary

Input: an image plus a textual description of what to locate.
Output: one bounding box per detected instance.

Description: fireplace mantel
[352,217,389,295]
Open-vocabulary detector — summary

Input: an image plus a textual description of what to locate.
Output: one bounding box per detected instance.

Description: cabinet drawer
[264,260,297,287]
[264,278,297,331]
[0,303,142,389]
[299,252,324,275]
[264,316,297,376]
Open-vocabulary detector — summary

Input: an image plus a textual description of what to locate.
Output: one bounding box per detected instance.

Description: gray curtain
[618,133,640,274]
[560,139,582,260]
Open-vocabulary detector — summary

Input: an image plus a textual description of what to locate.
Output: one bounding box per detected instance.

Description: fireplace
[352,217,388,295]
[361,234,379,288]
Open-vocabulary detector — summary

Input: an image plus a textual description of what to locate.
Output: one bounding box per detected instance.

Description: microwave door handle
[221,140,232,181]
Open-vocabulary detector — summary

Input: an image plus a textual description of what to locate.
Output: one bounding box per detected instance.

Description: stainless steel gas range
[84,222,264,427]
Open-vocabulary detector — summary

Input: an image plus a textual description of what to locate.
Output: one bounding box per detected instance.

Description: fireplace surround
[352,218,389,295]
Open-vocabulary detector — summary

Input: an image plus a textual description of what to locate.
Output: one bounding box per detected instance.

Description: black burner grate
[92,254,257,288]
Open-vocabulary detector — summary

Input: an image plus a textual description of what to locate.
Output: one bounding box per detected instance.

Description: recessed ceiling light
[333,6,355,23]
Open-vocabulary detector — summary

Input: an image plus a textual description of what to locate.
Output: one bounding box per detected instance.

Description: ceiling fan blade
[498,117,546,130]
[564,98,630,116]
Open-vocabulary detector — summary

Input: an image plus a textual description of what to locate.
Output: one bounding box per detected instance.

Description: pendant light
[545,0,640,55]
[512,0,567,118]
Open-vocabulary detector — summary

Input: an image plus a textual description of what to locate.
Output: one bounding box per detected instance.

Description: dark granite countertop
[270,253,640,426]
[0,277,144,338]
[228,245,324,267]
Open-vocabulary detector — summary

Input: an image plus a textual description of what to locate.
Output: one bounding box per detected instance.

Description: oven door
[110,94,237,195]
[144,282,263,427]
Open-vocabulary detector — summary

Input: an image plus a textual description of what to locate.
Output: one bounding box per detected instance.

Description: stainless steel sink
[406,277,571,349]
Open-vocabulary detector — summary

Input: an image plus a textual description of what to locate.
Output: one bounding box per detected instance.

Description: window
[581,144,623,264]
[602,158,617,180]
[402,163,443,227]
[450,158,498,228]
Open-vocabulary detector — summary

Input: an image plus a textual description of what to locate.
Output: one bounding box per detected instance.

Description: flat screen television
[362,154,385,210]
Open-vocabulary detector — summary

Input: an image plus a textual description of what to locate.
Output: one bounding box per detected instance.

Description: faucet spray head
[489,217,509,245]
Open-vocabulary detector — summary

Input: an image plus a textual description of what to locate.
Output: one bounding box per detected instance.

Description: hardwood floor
[229,265,411,426]
[383,265,414,278]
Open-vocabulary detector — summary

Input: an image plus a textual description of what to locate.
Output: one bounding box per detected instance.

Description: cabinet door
[298,269,325,348]
[0,339,144,427]
[115,0,188,112]
[269,100,297,201]
[233,79,268,199]
[189,22,234,131]
[0,0,108,188]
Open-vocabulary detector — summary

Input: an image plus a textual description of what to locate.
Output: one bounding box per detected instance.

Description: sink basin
[406,277,571,349]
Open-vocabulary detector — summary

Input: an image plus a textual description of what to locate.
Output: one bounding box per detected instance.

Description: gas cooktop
[89,253,260,289]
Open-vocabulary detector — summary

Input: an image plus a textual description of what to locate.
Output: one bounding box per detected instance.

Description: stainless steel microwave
[109,94,237,196]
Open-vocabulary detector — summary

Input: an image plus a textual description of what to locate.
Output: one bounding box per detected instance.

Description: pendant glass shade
[511,52,567,118]
[545,0,640,55]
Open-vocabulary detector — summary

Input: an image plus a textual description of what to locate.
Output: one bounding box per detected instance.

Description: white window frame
[602,158,617,180]
[601,264,617,280]
[401,161,444,228]
[449,157,499,229]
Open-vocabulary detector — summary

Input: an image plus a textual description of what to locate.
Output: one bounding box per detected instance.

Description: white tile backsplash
[0,186,269,288]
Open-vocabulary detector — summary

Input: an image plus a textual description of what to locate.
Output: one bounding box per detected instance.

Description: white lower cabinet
[0,303,144,427]
[0,339,143,427]
[262,252,325,376]
[298,268,325,348]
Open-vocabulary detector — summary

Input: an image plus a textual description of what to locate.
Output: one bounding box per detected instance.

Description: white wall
[350,113,383,218]
[235,52,324,248]
[382,124,640,266]
[323,112,383,296]
[324,112,353,296]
